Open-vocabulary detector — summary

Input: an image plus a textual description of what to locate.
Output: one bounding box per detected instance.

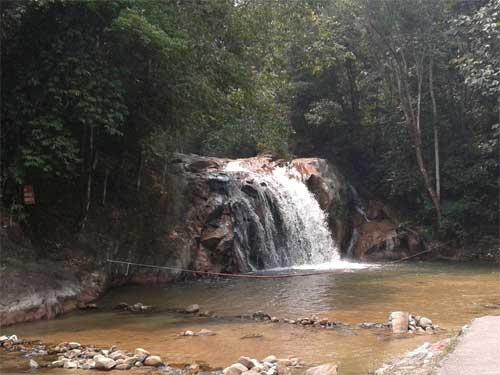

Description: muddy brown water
[1,261,499,375]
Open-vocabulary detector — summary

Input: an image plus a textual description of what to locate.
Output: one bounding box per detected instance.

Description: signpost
[23,185,35,205]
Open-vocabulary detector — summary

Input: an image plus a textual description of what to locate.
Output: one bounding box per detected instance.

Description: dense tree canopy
[1,0,498,243]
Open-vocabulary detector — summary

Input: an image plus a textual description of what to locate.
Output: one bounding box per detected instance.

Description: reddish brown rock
[353,221,399,261]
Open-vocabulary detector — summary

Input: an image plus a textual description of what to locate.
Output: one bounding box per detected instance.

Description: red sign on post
[23,185,35,205]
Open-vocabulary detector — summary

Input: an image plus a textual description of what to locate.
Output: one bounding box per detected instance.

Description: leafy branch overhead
[1,0,498,242]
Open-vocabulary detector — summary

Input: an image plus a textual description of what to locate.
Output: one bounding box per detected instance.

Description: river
[1,261,499,374]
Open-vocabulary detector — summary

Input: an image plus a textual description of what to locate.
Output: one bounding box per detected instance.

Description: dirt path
[437,315,500,375]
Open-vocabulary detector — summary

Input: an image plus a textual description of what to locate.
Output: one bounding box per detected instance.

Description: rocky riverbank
[131,303,443,336]
[0,334,328,374]
[374,339,454,375]
[374,315,500,375]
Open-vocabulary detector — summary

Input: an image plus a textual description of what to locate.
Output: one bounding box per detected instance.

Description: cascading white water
[263,166,340,264]
[225,161,343,269]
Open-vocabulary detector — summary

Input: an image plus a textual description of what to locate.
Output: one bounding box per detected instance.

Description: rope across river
[105,259,335,279]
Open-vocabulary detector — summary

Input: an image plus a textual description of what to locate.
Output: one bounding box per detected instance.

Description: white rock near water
[223,355,305,375]
[389,311,438,334]
[94,355,117,370]
[144,355,163,366]
[185,304,200,313]
[305,363,338,375]
[5,334,316,375]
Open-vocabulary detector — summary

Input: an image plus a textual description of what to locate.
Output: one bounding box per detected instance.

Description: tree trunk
[102,166,109,206]
[395,53,441,228]
[429,56,440,203]
[160,156,168,192]
[367,20,442,228]
[413,131,441,226]
[79,126,96,230]
[136,151,143,192]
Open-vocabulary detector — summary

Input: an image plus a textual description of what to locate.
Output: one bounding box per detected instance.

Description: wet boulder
[134,348,150,362]
[418,317,433,328]
[389,311,409,333]
[305,363,338,375]
[94,355,116,370]
[224,363,249,375]
[144,355,163,366]
[185,304,200,313]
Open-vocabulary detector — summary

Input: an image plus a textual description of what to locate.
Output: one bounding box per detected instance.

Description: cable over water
[105,259,339,279]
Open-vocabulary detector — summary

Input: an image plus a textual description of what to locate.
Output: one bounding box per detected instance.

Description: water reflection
[5,262,500,375]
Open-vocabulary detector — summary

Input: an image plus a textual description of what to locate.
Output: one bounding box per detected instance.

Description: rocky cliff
[0,153,412,326]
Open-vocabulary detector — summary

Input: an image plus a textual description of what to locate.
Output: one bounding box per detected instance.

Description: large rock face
[166,154,350,273]
[1,153,414,326]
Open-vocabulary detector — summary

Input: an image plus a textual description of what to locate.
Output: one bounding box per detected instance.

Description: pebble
[123,356,139,366]
[277,364,291,375]
[238,356,254,369]
[263,355,277,363]
[419,317,433,328]
[29,359,39,369]
[134,348,150,361]
[63,361,78,369]
[51,359,66,368]
[305,363,338,375]
[144,355,163,366]
[198,329,216,336]
[387,312,439,334]
[185,304,200,313]
[242,371,260,375]
[81,359,96,369]
[68,342,81,349]
[116,363,132,370]
[95,355,116,370]
[277,359,292,367]
[224,363,249,375]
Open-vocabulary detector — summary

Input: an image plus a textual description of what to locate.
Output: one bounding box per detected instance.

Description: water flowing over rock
[223,159,339,270]
[1,153,414,326]
[172,154,348,273]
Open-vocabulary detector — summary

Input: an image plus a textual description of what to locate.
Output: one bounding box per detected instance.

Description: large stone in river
[144,355,163,366]
[238,356,254,369]
[94,355,116,370]
[185,304,200,313]
[305,363,338,375]
[223,363,248,375]
[134,348,150,361]
[389,311,409,333]
[418,317,433,328]
[115,363,132,370]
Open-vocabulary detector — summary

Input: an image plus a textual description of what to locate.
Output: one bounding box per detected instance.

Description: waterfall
[348,184,370,222]
[346,227,360,258]
[346,184,369,259]
[223,161,340,271]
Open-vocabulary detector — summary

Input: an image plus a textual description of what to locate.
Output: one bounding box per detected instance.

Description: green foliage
[0,0,497,244]
[451,0,500,98]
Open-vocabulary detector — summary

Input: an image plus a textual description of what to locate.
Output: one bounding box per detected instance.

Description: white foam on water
[224,160,369,270]
[267,260,376,272]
